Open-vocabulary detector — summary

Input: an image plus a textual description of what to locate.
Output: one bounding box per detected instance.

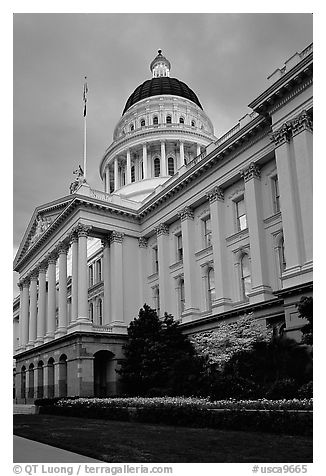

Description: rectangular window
[235,197,247,231]
[176,234,183,261]
[89,265,94,287]
[153,246,159,274]
[203,216,212,248]
[272,176,281,213]
[96,259,102,282]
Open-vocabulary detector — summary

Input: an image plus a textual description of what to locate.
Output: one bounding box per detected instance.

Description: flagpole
[83,108,87,179]
[83,76,88,180]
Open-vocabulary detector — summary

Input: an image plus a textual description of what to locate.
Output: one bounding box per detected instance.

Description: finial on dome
[150,50,171,78]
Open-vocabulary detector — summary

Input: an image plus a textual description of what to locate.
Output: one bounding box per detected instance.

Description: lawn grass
[13,414,312,463]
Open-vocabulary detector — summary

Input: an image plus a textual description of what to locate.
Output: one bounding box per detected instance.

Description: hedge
[34,397,312,436]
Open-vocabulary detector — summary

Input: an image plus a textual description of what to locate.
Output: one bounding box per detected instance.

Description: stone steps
[13,404,39,414]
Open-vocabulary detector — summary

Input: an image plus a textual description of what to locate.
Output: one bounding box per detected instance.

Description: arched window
[180,278,185,314]
[179,117,185,124]
[240,254,251,300]
[191,120,196,127]
[207,268,216,308]
[140,118,145,127]
[96,260,102,282]
[166,115,172,124]
[89,302,94,322]
[154,157,160,177]
[131,165,135,183]
[21,366,26,399]
[168,157,175,176]
[153,116,158,125]
[130,124,134,132]
[97,299,103,326]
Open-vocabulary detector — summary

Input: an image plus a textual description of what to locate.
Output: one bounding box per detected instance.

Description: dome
[122,76,203,115]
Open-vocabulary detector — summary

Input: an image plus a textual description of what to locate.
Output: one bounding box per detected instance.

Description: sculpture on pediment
[69,165,87,194]
[29,214,52,247]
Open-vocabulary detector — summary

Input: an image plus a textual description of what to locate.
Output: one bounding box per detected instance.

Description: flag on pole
[83,77,88,117]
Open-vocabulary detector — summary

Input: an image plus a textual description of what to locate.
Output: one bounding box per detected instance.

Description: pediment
[14,195,75,269]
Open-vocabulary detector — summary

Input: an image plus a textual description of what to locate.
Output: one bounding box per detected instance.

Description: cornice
[248,53,312,114]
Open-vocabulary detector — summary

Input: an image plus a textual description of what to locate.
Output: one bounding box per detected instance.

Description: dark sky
[13,13,313,291]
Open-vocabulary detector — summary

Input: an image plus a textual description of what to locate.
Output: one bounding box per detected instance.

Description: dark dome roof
[122,77,202,115]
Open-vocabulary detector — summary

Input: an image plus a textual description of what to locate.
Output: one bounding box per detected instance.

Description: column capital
[155,223,169,236]
[57,240,69,255]
[47,250,58,264]
[138,237,148,248]
[290,110,313,136]
[74,223,92,238]
[110,230,124,244]
[178,206,194,221]
[37,261,48,273]
[29,271,39,282]
[69,230,79,244]
[18,281,24,291]
[240,162,261,182]
[22,277,30,288]
[101,235,111,248]
[270,122,292,147]
[206,186,224,203]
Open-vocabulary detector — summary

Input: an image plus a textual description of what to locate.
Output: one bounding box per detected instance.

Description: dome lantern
[150,49,171,78]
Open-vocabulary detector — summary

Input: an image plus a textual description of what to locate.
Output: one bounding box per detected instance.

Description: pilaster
[240,163,273,303]
[101,236,111,325]
[138,237,148,307]
[178,207,200,319]
[109,231,126,331]
[206,186,232,312]
[155,223,171,316]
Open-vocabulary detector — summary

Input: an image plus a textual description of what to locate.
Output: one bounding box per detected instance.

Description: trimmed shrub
[298,381,313,399]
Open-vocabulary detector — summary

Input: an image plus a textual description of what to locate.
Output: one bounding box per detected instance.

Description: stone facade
[13,47,313,401]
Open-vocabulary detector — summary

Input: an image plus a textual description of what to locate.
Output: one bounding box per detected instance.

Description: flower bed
[35,397,312,436]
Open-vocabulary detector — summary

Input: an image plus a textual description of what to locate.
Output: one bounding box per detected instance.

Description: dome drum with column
[100,51,217,202]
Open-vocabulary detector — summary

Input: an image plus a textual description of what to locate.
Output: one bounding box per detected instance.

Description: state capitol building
[13,45,313,400]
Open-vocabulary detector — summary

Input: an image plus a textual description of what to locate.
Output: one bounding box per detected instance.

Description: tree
[297,296,313,345]
[191,313,273,369]
[118,304,206,396]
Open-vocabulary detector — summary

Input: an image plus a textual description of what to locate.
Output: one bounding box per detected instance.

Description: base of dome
[115,177,171,202]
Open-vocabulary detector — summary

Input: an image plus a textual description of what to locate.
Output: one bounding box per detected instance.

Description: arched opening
[179,117,184,124]
[97,298,103,326]
[154,157,160,177]
[153,116,158,125]
[89,302,94,322]
[37,361,44,399]
[140,118,145,127]
[58,354,68,397]
[94,350,116,397]
[179,278,185,315]
[168,157,175,176]
[47,358,55,399]
[21,366,26,399]
[166,115,172,124]
[191,120,196,127]
[28,364,34,399]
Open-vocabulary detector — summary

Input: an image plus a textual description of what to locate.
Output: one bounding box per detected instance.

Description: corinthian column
[77,224,92,321]
[126,149,131,184]
[45,252,57,342]
[70,232,78,324]
[160,140,166,176]
[114,157,119,191]
[109,231,125,327]
[26,272,38,349]
[36,263,47,344]
[56,241,69,337]
[21,279,30,350]
[155,223,171,316]
[143,143,148,179]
